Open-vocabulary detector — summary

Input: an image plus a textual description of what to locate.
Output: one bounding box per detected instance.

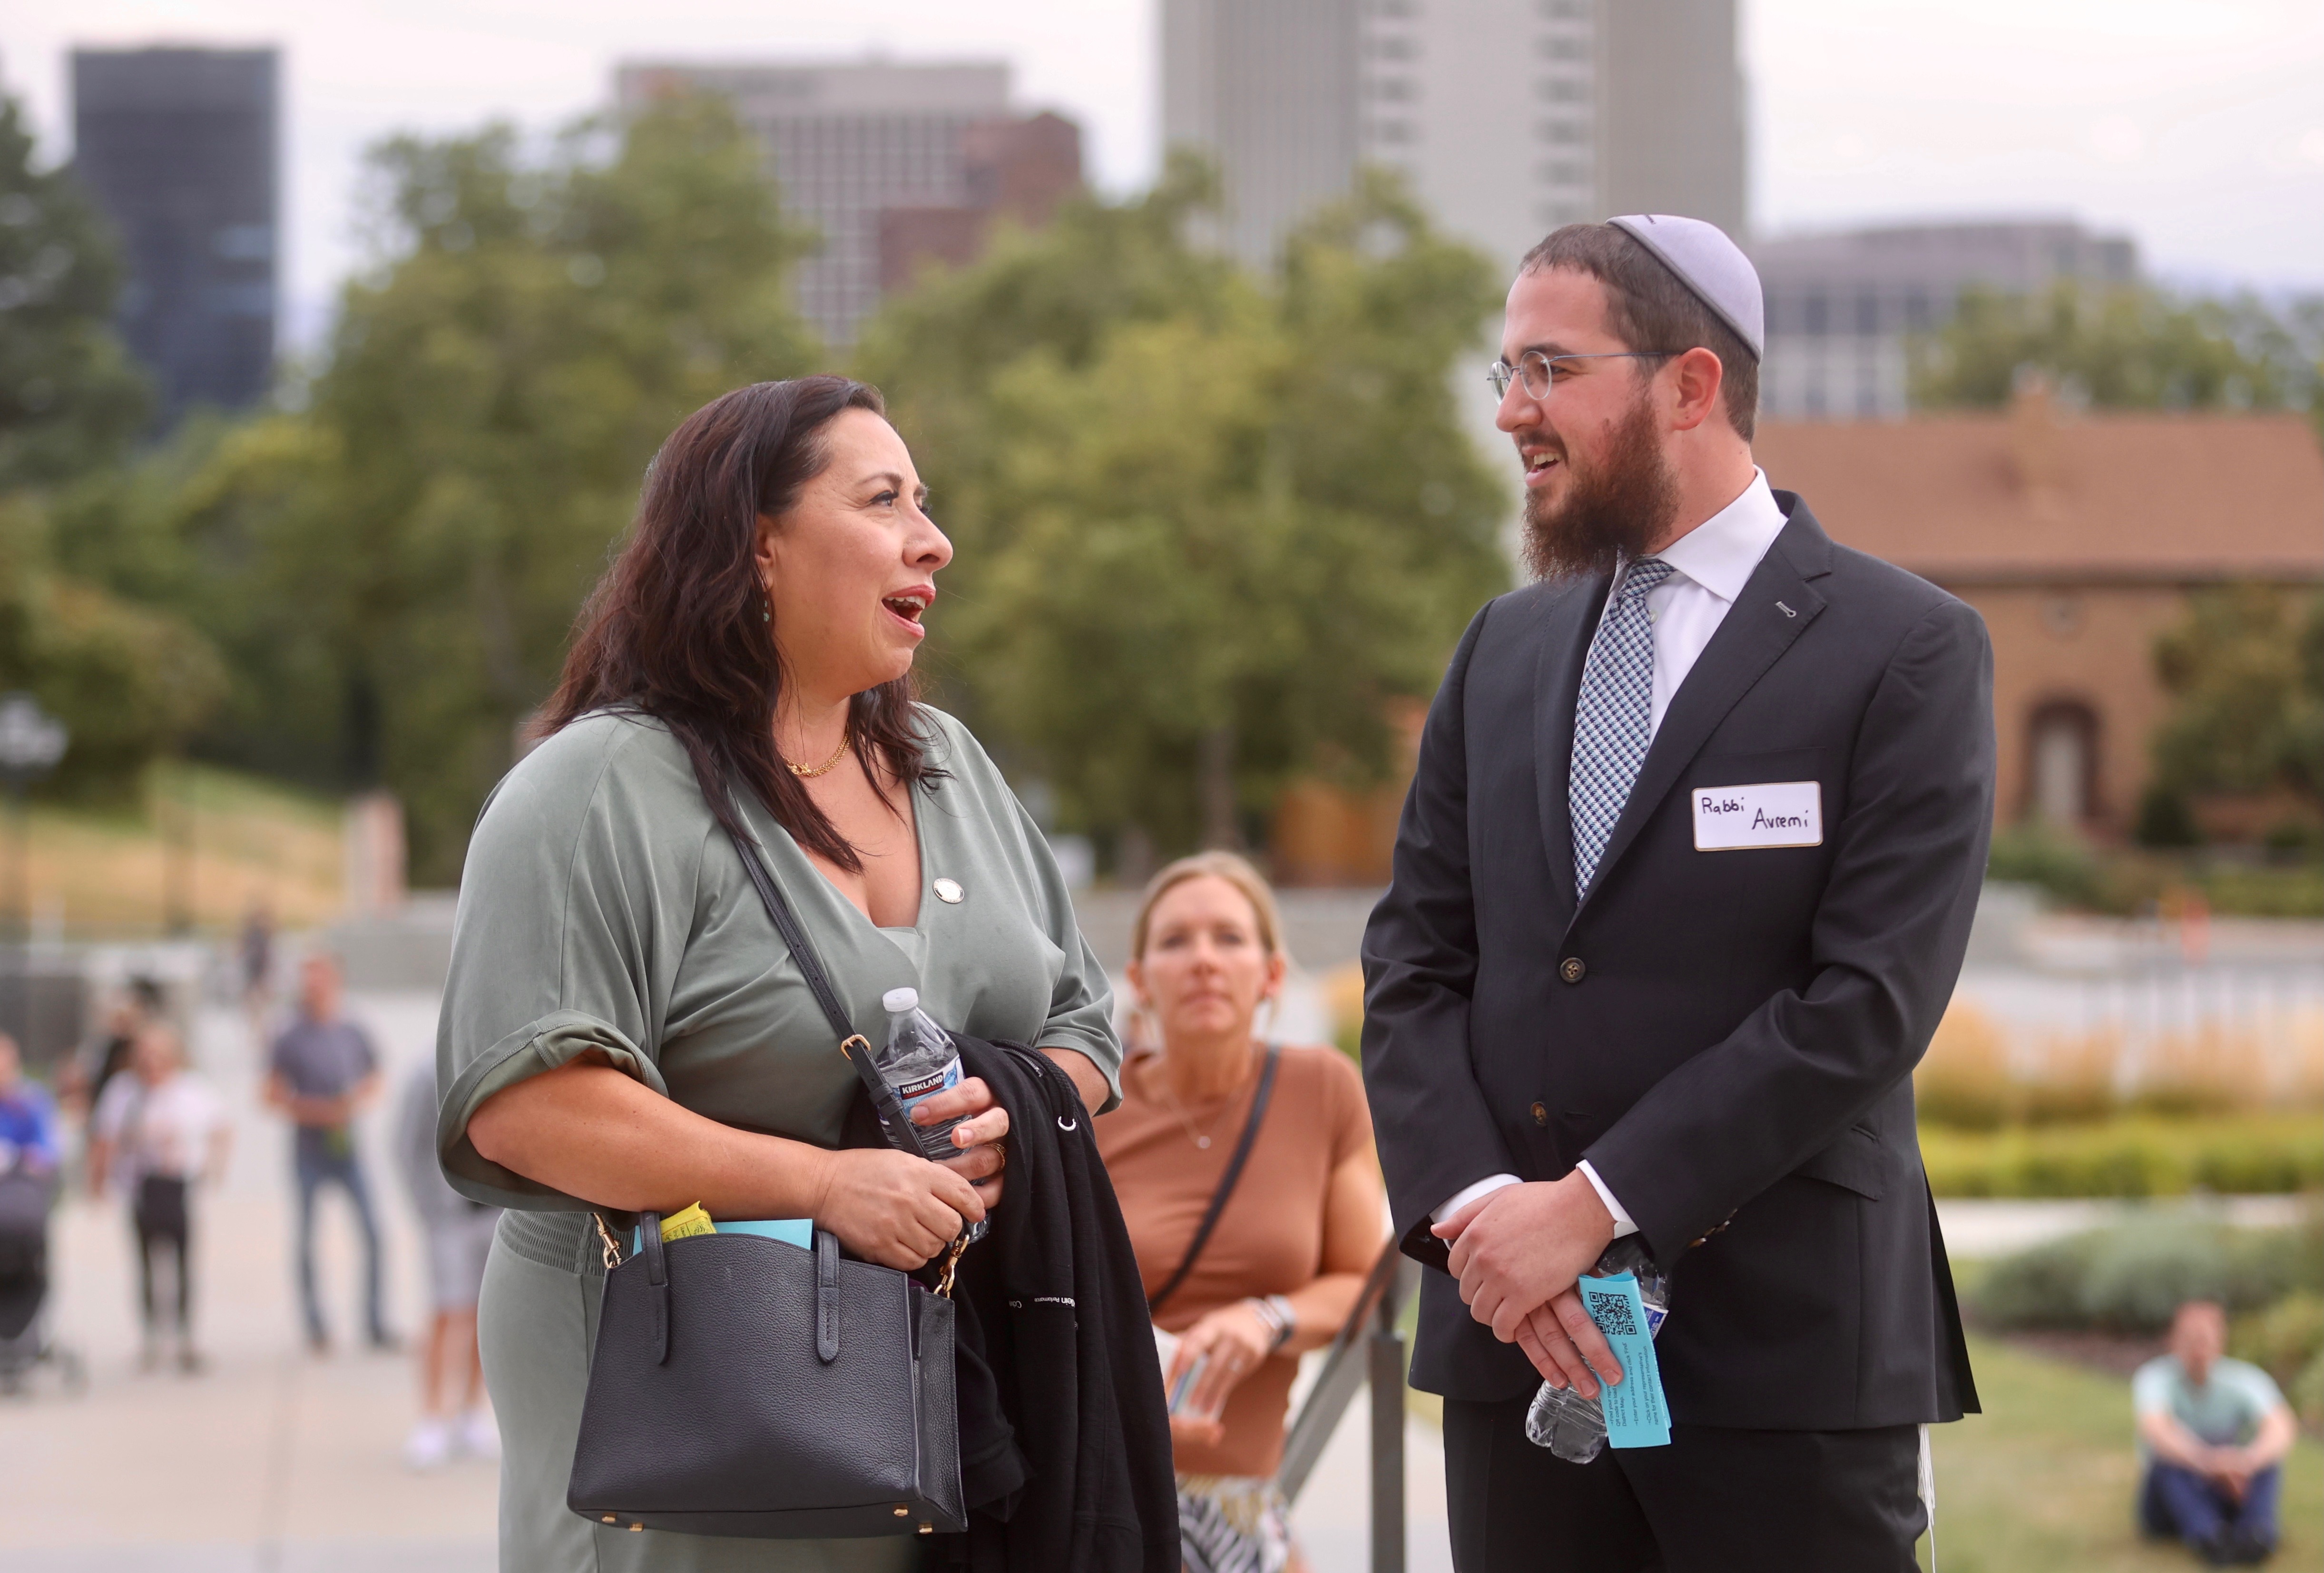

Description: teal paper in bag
[1578,1271,1671,1449]
[632,1217,813,1253]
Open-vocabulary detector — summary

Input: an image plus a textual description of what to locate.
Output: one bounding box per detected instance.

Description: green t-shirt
[2133,1353,2285,1451]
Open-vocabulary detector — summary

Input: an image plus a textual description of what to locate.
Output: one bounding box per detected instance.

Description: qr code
[1584,1288,1639,1337]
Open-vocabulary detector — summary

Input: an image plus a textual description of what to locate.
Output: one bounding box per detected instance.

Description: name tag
[1691,780,1823,851]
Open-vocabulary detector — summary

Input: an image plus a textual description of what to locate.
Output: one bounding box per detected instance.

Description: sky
[5,0,2323,350]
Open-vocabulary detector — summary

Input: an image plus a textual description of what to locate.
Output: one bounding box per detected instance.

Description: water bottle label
[892,1062,959,1106]
[1577,1272,1671,1449]
[886,1057,963,1159]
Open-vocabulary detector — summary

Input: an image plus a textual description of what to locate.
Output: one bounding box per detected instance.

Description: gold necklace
[1147,1045,1258,1151]
[786,730,852,778]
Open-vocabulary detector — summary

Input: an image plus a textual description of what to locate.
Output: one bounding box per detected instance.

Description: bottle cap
[882,987,919,1013]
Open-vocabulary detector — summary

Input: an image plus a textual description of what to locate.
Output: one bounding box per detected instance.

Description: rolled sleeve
[436,1009,670,1209]
[433,720,682,1211]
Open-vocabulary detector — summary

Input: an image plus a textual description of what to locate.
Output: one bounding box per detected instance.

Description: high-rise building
[1596,0,1746,238]
[1162,0,1746,275]
[70,47,279,426]
[1755,220,2141,420]
[1163,0,1364,265]
[616,60,1014,346]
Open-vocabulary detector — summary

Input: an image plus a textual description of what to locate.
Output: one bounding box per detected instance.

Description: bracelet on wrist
[1249,1294,1295,1352]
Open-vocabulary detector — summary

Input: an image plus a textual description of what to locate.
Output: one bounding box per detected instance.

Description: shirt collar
[1652,468,1787,605]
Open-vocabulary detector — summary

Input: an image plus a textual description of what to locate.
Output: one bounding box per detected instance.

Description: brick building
[1756,384,2324,839]
[876,111,1083,295]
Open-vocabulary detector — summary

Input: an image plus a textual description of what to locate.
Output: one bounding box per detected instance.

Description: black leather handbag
[563,828,969,1540]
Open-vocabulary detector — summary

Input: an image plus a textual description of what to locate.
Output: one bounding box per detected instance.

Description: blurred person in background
[240,901,276,1038]
[88,1023,231,1373]
[0,1034,59,1179]
[265,952,394,1354]
[2136,1299,2294,1566]
[438,377,1121,1571]
[395,1060,500,1469]
[1098,852,1382,1573]
[60,978,163,1121]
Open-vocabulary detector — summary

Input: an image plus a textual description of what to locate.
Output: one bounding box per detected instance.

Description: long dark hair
[540,376,937,871]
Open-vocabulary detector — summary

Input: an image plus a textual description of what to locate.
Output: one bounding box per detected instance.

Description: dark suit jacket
[1361,493,1991,1430]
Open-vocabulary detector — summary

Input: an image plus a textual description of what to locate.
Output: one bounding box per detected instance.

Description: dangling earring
[761,595,771,623]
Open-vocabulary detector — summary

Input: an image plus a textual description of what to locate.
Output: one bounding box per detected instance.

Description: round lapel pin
[932,877,964,904]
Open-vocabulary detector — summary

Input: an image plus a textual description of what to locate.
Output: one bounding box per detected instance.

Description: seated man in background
[2136,1299,2295,1566]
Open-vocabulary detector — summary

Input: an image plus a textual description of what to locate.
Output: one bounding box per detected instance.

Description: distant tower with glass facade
[71,47,279,426]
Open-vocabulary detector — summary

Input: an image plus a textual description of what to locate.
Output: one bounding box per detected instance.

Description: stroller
[0,1165,85,1396]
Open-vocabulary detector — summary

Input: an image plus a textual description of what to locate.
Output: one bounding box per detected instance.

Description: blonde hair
[1128,851,1286,963]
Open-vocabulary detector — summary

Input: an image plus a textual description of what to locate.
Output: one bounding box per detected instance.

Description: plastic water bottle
[875,987,965,1161]
[1524,1235,1671,1463]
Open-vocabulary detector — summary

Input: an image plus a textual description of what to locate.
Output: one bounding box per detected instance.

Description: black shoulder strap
[725,826,917,1156]
[1146,1042,1280,1316]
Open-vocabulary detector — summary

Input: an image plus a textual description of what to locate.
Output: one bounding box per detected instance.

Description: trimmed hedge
[1973,1219,2322,1335]
[2232,1291,2324,1401]
[1921,1114,2324,1198]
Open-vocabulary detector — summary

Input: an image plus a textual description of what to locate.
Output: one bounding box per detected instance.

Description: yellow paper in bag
[659,1202,716,1241]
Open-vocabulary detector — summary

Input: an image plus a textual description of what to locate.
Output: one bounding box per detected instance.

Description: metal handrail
[1275,1238,1422,1573]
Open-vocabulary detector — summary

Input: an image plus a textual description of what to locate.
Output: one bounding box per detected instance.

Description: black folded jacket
[927,1036,1178,1573]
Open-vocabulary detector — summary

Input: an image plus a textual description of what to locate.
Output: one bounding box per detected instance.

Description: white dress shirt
[1433,471,1790,1240]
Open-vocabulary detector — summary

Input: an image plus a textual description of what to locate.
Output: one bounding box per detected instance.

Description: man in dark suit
[1361,216,1993,1571]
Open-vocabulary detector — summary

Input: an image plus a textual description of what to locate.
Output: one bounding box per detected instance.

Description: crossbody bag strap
[1146,1042,1281,1316]
[722,826,912,1146]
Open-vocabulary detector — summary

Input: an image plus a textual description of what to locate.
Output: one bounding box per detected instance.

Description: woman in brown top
[1097,853,1383,1573]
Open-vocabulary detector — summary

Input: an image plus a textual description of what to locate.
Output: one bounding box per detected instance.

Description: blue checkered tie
[1569,556,1676,892]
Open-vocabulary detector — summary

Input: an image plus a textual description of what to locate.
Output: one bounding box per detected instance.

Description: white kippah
[1604,214,1763,362]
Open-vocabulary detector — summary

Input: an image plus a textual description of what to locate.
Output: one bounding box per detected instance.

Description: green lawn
[1922,1336,2321,1572]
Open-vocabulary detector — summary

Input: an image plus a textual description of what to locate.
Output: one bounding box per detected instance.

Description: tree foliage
[1912,281,2322,419]
[0,91,220,795]
[0,494,223,795]
[856,157,1510,857]
[0,91,150,489]
[2147,585,2323,815]
[68,95,819,877]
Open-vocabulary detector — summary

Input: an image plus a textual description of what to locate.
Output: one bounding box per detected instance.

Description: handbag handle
[1146,1042,1280,1315]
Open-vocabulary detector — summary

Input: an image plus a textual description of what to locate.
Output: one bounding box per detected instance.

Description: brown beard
[1519,389,1679,581]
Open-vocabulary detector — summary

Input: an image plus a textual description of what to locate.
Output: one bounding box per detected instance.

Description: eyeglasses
[1487,350,1675,401]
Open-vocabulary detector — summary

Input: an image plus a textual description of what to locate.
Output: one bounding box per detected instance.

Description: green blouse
[434,706,1122,1241]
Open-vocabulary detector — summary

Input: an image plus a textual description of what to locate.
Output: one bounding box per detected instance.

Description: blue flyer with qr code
[1578,1271,1671,1449]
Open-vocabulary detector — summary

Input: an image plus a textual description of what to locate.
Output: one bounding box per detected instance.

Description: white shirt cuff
[1432,1172,1522,1224]
[1576,1160,1638,1238]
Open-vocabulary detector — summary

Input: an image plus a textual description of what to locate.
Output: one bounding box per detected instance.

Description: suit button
[1531,1102,1548,1126]
[1559,956,1586,984]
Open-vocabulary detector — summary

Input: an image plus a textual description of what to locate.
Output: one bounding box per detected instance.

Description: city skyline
[7,0,2323,354]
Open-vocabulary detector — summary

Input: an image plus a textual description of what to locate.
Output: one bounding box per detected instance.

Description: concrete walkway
[0,986,1449,1572]
[0,990,496,1572]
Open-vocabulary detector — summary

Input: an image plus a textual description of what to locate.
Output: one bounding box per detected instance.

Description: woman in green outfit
[434,377,1123,1571]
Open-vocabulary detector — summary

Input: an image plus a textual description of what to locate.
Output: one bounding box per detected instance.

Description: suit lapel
[1567,497,1838,927]
[1533,571,1612,921]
